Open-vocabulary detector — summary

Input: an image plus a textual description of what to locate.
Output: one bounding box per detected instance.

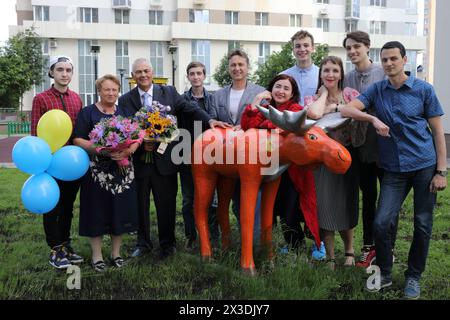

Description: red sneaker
[356,245,376,268]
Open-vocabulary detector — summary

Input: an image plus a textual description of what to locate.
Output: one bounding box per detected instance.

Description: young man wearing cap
[31,56,84,269]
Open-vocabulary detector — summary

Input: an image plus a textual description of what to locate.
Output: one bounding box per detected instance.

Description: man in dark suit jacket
[119,58,229,259]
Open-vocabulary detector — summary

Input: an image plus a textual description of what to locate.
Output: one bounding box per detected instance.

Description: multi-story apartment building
[10,0,426,110]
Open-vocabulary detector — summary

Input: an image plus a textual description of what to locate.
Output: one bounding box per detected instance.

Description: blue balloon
[21,173,60,214]
[47,146,90,181]
[12,136,52,174]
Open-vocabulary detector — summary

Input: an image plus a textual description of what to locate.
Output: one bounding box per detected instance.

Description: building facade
[11,0,426,110]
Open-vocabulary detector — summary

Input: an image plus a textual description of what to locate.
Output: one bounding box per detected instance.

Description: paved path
[0,136,23,168]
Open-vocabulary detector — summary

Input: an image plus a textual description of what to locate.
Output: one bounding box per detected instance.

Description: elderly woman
[305,56,360,269]
[73,74,139,272]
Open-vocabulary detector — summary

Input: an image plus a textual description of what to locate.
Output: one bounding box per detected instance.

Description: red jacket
[241,100,321,247]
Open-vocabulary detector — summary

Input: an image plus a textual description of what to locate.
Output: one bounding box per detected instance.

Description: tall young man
[31,56,83,269]
[281,30,319,106]
[342,31,386,268]
[341,41,447,299]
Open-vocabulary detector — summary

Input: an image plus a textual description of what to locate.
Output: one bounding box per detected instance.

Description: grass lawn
[0,168,448,300]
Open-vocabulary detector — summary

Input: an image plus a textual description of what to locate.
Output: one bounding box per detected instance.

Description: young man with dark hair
[343,31,385,268]
[179,61,219,249]
[31,56,84,269]
[341,41,447,299]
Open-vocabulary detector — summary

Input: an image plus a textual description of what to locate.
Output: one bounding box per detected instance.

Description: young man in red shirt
[31,56,83,269]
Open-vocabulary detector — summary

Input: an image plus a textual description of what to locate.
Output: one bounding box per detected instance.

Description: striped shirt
[31,85,83,137]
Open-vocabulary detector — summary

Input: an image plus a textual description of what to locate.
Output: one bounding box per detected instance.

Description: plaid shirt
[31,85,83,137]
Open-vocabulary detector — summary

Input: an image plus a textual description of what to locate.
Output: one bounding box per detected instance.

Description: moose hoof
[200,255,213,263]
[241,267,258,277]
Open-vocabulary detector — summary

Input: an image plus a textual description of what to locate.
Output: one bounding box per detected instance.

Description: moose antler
[256,105,314,135]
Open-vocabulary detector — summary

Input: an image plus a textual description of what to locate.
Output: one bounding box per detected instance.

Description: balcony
[112,0,131,9]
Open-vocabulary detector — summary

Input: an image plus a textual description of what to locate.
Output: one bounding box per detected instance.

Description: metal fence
[7,122,30,136]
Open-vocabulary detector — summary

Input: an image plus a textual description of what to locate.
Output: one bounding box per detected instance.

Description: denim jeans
[374,165,436,280]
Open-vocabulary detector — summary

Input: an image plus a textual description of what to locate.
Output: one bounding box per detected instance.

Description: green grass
[0,168,449,300]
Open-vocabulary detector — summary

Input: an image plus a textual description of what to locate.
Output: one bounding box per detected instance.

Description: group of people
[30,29,446,300]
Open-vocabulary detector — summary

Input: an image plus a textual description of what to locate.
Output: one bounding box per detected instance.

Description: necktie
[142,92,152,110]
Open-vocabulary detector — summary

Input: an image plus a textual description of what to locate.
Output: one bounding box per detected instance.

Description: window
[79,8,98,23]
[33,6,49,21]
[345,19,358,32]
[345,55,354,73]
[150,42,164,77]
[370,0,386,7]
[116,41,129,92]
[369,48,381,64]
[189,9,209,24]
[315,0,330,3]
[149,10,163,25]
[258,42,270,65]
[78,40,96,106]
[115,9,129,24]
[369,21,386,34]
[317,18,329,32]
[35,39,51,93]
[345,0,360,18]
[404,50,417,76]
[406,22,417,36]
[290,14,302,27]
[228,41,241,52]
[406,0,417,14]
[225,11,239,24]
[191,40,211,82]
[255,12,269,26]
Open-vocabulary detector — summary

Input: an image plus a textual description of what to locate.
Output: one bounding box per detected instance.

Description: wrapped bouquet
[134,101,179,163]
[89,115,145,168]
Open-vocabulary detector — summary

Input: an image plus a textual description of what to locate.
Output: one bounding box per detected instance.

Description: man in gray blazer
[210,49,265,127]
[209,49,265,236]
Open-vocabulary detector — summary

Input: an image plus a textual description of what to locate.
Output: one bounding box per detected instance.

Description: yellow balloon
[37,109,73,153]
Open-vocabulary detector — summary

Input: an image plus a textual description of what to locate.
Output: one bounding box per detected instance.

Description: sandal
[92,260,107,272]
[344,252,355,266]
[111,256,125,268]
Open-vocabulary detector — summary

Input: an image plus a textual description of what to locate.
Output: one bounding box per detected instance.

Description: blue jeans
[374,165,436,280]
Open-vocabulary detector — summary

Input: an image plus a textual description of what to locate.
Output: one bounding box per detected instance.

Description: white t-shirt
[229,88,244,123]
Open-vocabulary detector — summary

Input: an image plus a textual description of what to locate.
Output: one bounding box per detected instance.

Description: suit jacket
[119,85,211,177]
[210,82,265,125]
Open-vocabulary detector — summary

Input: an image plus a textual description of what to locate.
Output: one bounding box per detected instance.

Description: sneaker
[110,257,125,268]
[366,274,392,292]
[311,241,326,261]
[61,244,84,264]
[278,246,289,254]
[49,246,71,269]
[404,278,420,300]
[92,260,107,272]
[356,245,376,268]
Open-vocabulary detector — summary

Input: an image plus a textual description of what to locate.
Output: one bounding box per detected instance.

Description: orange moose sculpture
[191,107,352,275]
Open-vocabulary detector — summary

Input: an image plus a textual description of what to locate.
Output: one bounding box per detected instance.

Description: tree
[254,42,296,88]
[312,43,330,66]
[0,27,44,114]
[212,53,231,88]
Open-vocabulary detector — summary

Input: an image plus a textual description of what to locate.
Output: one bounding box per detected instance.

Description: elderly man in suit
[210,49,265,236]
[119,58,230,259]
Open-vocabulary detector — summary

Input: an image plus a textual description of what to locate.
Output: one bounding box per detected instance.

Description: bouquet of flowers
[134,101,179,163]
[89,115,145,169]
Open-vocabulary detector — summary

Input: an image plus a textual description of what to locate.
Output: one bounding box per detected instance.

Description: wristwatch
[435,170,448,177]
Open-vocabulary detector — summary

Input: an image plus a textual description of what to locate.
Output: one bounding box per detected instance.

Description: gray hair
[132,58,153,73]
